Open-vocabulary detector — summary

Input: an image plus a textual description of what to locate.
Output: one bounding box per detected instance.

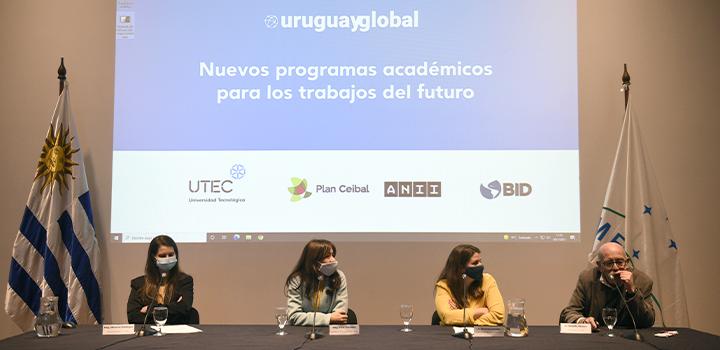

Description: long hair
[285,239,341,300]
[437,244,483,307]
[141,235,182,304]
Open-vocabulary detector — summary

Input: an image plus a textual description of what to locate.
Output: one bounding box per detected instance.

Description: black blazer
[127,273,194,324]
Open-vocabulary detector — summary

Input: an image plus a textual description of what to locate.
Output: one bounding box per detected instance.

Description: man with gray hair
[559,242,655,328]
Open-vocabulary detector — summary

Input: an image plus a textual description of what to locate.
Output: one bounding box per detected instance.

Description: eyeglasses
[601,259,629,268]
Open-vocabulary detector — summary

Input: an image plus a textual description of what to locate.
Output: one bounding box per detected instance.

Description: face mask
[319,261,338,277]
[465,264,484,281]
[156,256,177,272]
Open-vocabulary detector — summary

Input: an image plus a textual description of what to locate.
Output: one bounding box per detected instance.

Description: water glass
[602,308,618,337]
[275,307,288,335]
[400,304,413,332]
[153,306,169,336]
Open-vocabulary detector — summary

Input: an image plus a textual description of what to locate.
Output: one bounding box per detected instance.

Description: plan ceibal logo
[288,177,312,202]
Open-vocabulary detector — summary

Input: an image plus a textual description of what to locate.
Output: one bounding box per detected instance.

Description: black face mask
[465,264,484,282]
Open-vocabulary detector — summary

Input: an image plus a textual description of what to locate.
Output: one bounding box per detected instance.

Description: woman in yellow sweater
[434,244,505,326]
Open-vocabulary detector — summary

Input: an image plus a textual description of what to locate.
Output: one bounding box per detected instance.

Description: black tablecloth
[0,325,717,350]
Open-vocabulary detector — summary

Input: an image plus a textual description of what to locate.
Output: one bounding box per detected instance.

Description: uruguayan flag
[5,82,102,330]
[589,97,689,327]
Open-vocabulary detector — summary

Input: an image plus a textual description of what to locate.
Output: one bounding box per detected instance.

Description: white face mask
[319,261,338,277]
[156,256,177,272]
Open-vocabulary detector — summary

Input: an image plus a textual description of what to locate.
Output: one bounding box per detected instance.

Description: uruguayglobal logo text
[264,10,419,33]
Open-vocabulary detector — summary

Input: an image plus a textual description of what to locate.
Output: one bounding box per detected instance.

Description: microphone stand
[610,274,643,342]
[307,276,324,340]
[461,274,471,340]
[138,272,166,336]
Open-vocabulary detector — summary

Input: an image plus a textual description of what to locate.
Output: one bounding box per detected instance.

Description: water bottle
[505,298,528,337]
[34,296,62,337]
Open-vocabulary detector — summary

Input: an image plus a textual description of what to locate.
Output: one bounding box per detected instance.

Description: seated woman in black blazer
[127,235,194,324]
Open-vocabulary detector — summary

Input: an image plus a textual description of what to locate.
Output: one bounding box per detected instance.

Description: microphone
[609,272,624,291]
[461,273,471,340]
[307,275,324,340]
[608,273,643,342]
[138,272,166,336]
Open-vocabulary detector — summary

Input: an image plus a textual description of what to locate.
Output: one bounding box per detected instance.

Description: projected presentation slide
[111,0,579,243]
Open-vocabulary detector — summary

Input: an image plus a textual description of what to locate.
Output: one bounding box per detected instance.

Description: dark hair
[141,235,182,304]
[437,244,483,307]
[285,239,341,299]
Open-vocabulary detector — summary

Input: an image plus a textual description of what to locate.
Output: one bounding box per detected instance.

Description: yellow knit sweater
[434,273,505,326]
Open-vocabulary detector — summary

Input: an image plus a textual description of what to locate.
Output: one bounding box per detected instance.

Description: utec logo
[230,164,246,180]
[187,164,247,193]
[480,181,532,199]
[265,10,419,33]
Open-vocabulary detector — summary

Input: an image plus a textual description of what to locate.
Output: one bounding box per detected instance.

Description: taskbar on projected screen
[110,232,580,243]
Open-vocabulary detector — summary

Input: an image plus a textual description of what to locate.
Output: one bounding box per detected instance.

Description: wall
[1,0,718,340]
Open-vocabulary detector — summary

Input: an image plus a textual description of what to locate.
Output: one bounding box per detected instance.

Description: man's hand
[578,316,598,329]
[330,311,348,324]
[617,270,635,293]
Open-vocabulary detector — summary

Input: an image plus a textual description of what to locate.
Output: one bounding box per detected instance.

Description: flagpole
[620,64,676,330]
[58,57,66,95]
[621,63,630,109]
[56,56,80,330]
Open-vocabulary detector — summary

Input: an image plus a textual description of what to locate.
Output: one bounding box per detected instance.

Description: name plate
[560,323,592,334]
[329,324,360,336]
[473,326,505,337]
[102,324,136,335]
[452,326,505,338]
[452,326,474,336]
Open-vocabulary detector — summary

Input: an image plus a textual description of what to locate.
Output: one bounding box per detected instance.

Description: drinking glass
[153,306,169,336]
[602,308,618,337]
[275,307,288,335]
[400,304,413,332]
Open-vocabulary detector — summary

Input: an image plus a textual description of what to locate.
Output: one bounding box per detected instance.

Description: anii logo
[480,180,532,199]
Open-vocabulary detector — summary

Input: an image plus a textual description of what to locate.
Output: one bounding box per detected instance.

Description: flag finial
[58,57,66,95]
[621,63,631,108]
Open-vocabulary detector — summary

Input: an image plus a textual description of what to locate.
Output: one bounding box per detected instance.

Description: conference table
[1,325,718,350]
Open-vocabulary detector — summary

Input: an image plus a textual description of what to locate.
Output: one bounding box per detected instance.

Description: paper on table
[150,324,203,334]
[654,330,679,338]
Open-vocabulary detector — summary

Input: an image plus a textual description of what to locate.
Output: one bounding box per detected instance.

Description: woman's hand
[473,308,489,318]
[448,299,460,310]
[140,305,148,314]
[330,311,348,324]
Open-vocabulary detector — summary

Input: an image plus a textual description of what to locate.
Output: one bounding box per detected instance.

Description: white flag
[5,82,102,330]
[589,97,689,327]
